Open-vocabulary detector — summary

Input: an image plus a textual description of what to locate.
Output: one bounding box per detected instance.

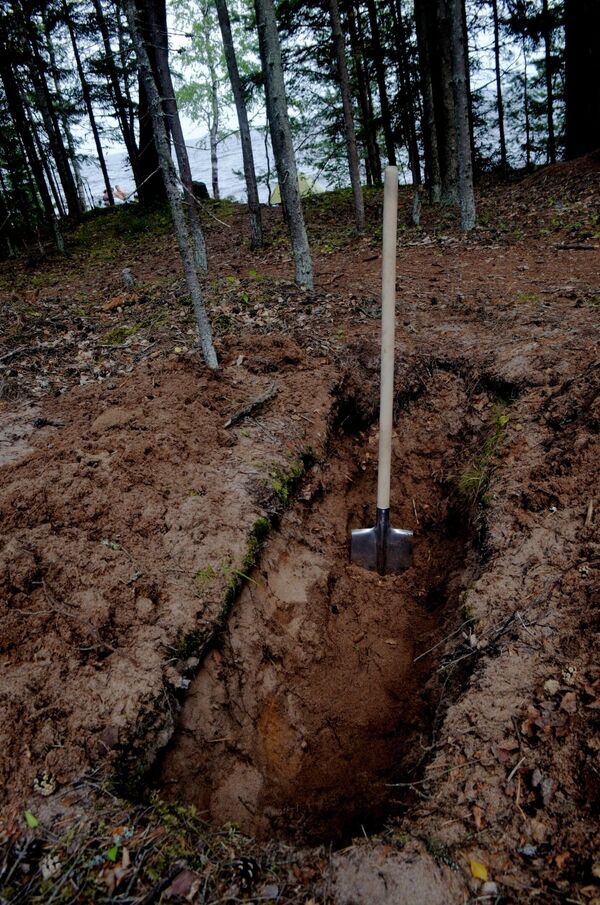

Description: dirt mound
[0,336,336,804]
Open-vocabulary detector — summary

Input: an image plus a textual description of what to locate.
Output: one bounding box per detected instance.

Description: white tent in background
[269,172,325,205]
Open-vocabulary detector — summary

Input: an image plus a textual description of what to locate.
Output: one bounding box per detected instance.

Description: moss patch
[100,325,139,346]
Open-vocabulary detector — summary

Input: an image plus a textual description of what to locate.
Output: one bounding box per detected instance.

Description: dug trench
[155,367,504,844]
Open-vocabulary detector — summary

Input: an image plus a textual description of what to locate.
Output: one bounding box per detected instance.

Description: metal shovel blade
[351,508,413,575]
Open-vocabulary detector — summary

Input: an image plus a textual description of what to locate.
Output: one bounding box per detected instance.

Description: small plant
[515,291,540,304]
[100,324,139,346]
[269,459,304,504]
[214,312,234,333]
[457,408,510,510]
[193,565,216,596]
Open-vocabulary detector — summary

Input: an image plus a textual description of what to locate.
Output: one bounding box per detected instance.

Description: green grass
[457,408,510,510]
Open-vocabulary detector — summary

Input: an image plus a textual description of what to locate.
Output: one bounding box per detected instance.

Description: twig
[507,756,526,783]
[0,346,28,364]
[585,499,594,528]
[224,382,278,429]
[414,617,476,663]
[412,497,420,526]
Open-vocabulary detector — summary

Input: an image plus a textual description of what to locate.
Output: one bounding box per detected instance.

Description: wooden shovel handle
[377,166,398,511]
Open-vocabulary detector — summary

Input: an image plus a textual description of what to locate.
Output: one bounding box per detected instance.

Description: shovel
[350,165,413,575]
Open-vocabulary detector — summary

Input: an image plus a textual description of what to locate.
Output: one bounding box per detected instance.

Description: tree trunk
[27,109,67,217]
[541,0,556,164]
[215,0,263,248]
[523,44,532,168]
[346,0,382,185]
[123,0,217,368]
[425,0,459,205]
[564,0,600,159]
[391,0,422,184]
[209,84,220,202]
[448,0,475,228]
[145,0,207,270]
[414,0,441,200]
[365,0,397,166]
[134,0,168,204]
[329,0,365,233]
[115,0,138,140]
[491,0,507,172]
[255,0,313,288]
[42,12,87,211]
[21,10,81,219]
[93,0,141,190]
[0,59,64,251]
[63,1,114,206]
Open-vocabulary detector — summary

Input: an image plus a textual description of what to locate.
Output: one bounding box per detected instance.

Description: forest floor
[0,154,598,905]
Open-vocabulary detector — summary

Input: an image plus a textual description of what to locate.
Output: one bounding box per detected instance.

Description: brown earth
[0,156,599,904]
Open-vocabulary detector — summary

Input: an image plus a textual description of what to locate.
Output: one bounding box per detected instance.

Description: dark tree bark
[346,0,382,185]
[414,0,441,199]
[491,0,507,172]
[365,0,397,166]
[255,0,313,288]
[134,0,167,203]
[115,0,138,139]
[523,44,532,168]
[448,0,475,228]
[0,58,64,251]
[427,0,459,204]
[92,0,141,190]
[328,0,365,233]
[541,0,556,164]
[564,0,600,159]
[26,105,67,217]
[63,1,114,206]
[123,0,217,368]
[348,0,383,185]
[390,0,421,184]
[415,0,474,225]
[42,12,87,211]
[19,5,81,219]
[215,0,263,248]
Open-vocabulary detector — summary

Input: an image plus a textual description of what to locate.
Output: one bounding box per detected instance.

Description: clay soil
[0,155,599,904]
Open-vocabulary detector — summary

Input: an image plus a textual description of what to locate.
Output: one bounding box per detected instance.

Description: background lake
[80,128,327,206]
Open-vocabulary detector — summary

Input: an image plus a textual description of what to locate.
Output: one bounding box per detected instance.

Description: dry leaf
[469,859,489,880]
[560,692,577,713]
[555,851,571,870]
[472,806,484,830]
[164,869,202,901]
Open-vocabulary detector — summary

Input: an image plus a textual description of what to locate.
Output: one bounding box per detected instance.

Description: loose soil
[159,370,483,843]
[0,156,599,904]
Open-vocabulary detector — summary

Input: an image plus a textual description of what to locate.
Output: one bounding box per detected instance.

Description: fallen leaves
[469,858,489,880]
[560,691,577,713]
[164,868,202,901]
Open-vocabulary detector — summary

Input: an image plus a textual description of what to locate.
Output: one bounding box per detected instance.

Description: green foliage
[99,325,139,346]
[456,408,510,510]
[193,565,216,596]
[269,459,304,504]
